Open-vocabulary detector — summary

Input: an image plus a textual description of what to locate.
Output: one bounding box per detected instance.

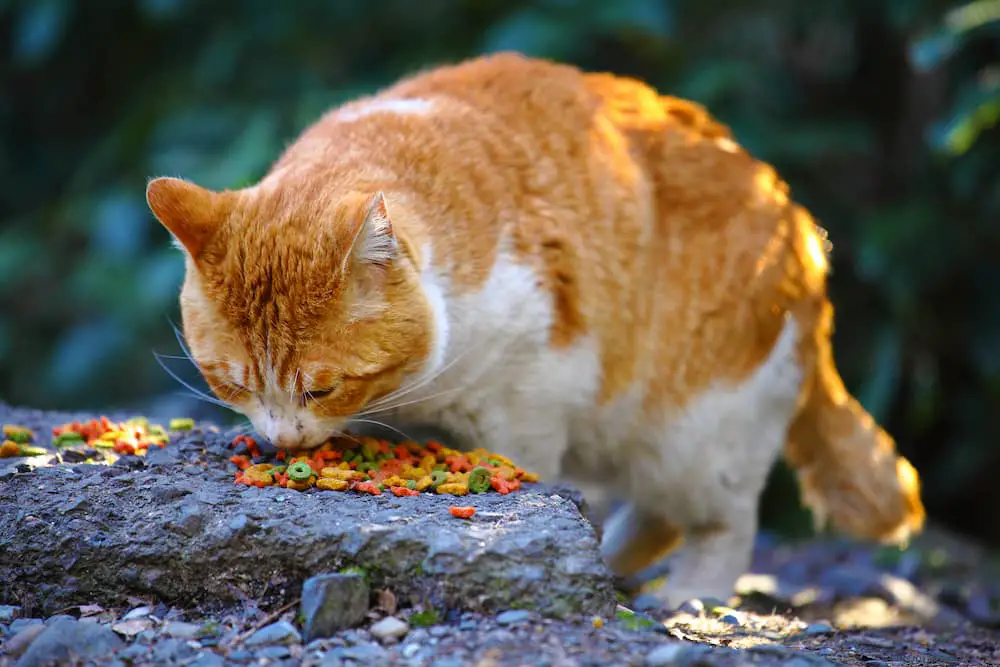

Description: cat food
[230,434,539,498]
[50,415,194,456]
[1,424,50,457]
[449,506,476,519]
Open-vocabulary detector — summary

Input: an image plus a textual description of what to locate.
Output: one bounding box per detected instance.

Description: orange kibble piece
[449,506,475,519]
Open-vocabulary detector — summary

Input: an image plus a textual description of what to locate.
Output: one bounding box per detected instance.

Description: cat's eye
[306,387,336,400]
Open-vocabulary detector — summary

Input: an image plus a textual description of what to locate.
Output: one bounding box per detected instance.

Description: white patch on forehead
[336,98,435,123]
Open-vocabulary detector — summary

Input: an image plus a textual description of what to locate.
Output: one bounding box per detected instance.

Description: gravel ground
[1,401,999,667]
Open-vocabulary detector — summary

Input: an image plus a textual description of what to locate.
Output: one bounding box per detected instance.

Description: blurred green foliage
[1,0,998,541]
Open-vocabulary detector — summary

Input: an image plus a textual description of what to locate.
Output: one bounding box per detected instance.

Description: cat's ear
[146,177,224,258]
[345,191,399,270]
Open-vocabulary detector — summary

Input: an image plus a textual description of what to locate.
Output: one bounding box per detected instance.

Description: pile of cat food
[0,416,196,459]
[50,416,194,455]
[229,434,539,497]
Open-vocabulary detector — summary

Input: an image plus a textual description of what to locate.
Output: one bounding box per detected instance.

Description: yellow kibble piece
[519,472,539,483]
[495,466,517,481]
[415,475,434,492]
[0,440,21,458]
[592,616,604,628]
[401,465,427,480]
[285,478,313,491]
[467,452,481,466]
[241,464,275,485]
[381,474,407,488]
[420,455,436,471]
[320,467,364,481]
[436,483,469,496]
[490,453,515,468]
[317,478,350,491]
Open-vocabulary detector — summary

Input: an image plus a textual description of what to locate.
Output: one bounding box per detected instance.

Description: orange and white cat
[146,52,925,607]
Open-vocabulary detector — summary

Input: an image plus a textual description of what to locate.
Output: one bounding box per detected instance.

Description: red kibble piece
[353,481,382,496]
[276,450,287,462]
[229,455,251,471]
[449,506,475,519]
[390,486,419,497]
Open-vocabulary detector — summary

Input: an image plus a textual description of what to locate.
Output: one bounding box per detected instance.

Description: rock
[675,599,705,616]
[495,609,532,626]
[187,652,226,667]
[162,620,203,639]
[226,649,254,660]
[15,617,124,667]
[719,613,743,626]
[122,606,153,620]
[43,614,75,626]
[9,619,42,634]
[111,618,152,637]
[0,605,21,622]
[243,620,302,647]
[0,406,614,620]
[152,637,196,662]
[4,623,47,658]
[645,642,686,666]
[300,572,370,641]
[257,645,291,659]
[631,594,662,612]
[803,622,835,635]
[370,616,409,643]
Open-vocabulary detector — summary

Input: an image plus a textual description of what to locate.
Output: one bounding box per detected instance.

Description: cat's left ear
[146,177,226,258]
[345,191,399,270]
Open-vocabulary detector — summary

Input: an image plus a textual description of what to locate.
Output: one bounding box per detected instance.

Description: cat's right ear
[146,177,222,258]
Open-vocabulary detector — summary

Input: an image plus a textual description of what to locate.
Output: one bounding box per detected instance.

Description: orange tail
[784,302,925,544]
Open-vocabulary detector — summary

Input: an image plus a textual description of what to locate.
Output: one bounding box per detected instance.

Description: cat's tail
[783,301,925,545]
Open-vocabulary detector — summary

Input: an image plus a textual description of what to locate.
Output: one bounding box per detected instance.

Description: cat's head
[146,176,434,450]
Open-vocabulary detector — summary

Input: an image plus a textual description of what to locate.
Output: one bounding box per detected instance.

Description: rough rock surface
[0,403,614,620]
[3,402,1000,666]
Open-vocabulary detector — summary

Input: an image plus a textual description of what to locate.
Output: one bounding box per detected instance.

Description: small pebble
[803,622,835,635]
[370,616,409,643]
[0,605,21,623]
[631,594,662,612]
[257,645,291,659]
[341,644,387,659]
[676,599,705,616]
[496,609,532,626]
[719,613,743,626]
[187,652,226,667]
[3,623,47,657]
[300,571,370,641]
[44,614,76,626]
[123,606,153,620]
[227,649,255,660]
[9,618,43,634]
[244,620,302,646]
[645,642,686,666]
[402,643,421,658]
[162,620,203,639]
[429,626,449,637]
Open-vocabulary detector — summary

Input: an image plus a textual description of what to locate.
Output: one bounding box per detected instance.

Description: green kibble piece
[126,416,149,428]
[147,425,167,437]
[93,440,116,449]
[468,466,492,494]
[356,462,376,474]
[488,458,503,467]
[430,470,448,489]
[271,465,287,474]
[18,445,48,457]
[53,432,85,446]
[406,479,417,490]
[361,441,379,461]
[287,461,314,482]
[169,417,195,431]
[5,430,31,444]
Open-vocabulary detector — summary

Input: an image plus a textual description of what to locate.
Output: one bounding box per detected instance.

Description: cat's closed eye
[306,387,336,399]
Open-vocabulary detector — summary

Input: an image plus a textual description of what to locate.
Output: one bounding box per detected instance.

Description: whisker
[364,334,494,411]
[355,385,469,417]
[345,418,414,442]
[153,352,234,411]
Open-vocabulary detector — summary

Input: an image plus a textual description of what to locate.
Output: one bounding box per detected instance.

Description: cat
[146,52,925,607]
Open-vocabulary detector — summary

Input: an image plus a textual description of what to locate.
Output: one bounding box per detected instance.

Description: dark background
[1,0,998,545]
